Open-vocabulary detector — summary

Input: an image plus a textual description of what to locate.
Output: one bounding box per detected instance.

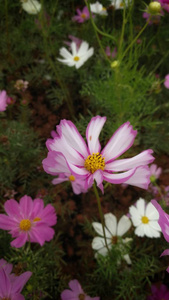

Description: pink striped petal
[0,269,11,298]
[38,204,57,226]
[86,116,106,154]
[4,200,20,220]
[12,271,32,294]
[103,168,136,184]
[47,136,85,166]
[124,166,150,189]
[0,215,17,230]
[101,122,137,162]
[151,200,169,242]
[69,279,84,295]
[19,195,33,219]
[42,151,70,175]
[105,150,154,171]
[57,120,88,158]
[11,232,28,248]
[31,198,44,218]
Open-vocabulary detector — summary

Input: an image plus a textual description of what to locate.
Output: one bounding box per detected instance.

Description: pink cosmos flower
[147,283,169,300]
[0,195,57,248]
[158,0,169,12]
[0,258,32,300]
[164,74,169,88]
[72,6,90,23]
[151,199,169,272]
[149,164,162,182]
[44,116,154,193]
[105,46,117,58]
[0,90,10,112]
[61,279,100,300]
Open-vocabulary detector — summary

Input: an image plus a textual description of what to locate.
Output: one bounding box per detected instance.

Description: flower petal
[101,122,137,162]
[104,213,117,236]
[92,222,112,238]
[11,232,28,248]
[151,200,169,242]
[146,202,159,220]
[0,269,11,298]
[68,279,84,295]
[57,120,88,158]
[117,215,131,236]
[136,198,145,216]
[0,215,17,230]
[12,271,32,294]
[105,150,154,171]
[4,200,20,220]
[19,195,33,219]
[42,151,70,175]
[86,116,106,154]
[103,168,136,184]
[123,166,151,189]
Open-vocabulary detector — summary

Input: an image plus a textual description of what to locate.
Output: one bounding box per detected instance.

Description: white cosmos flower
[129,198,161,238]
[90,1,108,16]
[57,41,94,69]
[92,213,132,264]
[21,0,41,14]
[110,0,132,10]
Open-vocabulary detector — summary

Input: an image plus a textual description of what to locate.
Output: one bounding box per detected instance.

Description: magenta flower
[72,6,90,23]
[44,116,154,193]
[151,199,169,272]
[164,74,169,88]
[158,0,169,12]
[61,279,100,300]
[147,283,169,299]
[0,90,10,112]
[0,195,57,248]
[0,258,32,300]
[142,11,162,24]
[149,164,162,182]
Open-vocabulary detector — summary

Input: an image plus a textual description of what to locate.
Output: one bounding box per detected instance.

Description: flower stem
[93,181,110,253]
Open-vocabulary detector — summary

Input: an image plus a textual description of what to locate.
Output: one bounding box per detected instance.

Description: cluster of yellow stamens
[84,152,105,174]
[33,217,41,222]
[74,56,80,61]
[69,175,76,182]
[81,13,86,19]
[19,219,31,231]
[141,216,149,224]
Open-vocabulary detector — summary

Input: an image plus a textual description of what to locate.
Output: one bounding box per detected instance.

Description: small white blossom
[57,41,94,69]
[110,0,131,10]
[90,1,108,16]
[92,213,132,264]
[129,198,161,238]
[21,0,41,15]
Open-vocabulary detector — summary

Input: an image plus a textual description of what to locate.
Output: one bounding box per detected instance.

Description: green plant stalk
[118,4,126,58]
[121,21,149,61]
[84,0,113,64]
[93,181,110,253]
[38,2,75,117]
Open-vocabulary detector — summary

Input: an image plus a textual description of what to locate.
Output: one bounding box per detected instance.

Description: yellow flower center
[78,294,85,300]
[112,236,118,244]
[141,216,149,224]
[120,2,124,7]
[69,175,76,181]
[74,56,80,61]
[19,219,31,231]
[33,217,41,222]
[81,13,86,19]
[102,7,106,11]
[84,152,105,174]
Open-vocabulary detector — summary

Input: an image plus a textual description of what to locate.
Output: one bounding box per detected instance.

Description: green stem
[93,181,110,253]
[118,4,126,57]
[84,0,113,64]
[121,21,149,61]
[38,3,75,117]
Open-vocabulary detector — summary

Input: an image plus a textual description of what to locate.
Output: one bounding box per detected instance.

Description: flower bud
[148,1,161,14]
[111,60,120,69]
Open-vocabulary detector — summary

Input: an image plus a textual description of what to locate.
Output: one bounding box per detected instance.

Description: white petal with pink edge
[124,166,150,189]
[47,136,85,166]
[105,150,154,171]
[57,119,88,158]
[103,168,136,184]
[86,116,106,154]
[101,122,137,162]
